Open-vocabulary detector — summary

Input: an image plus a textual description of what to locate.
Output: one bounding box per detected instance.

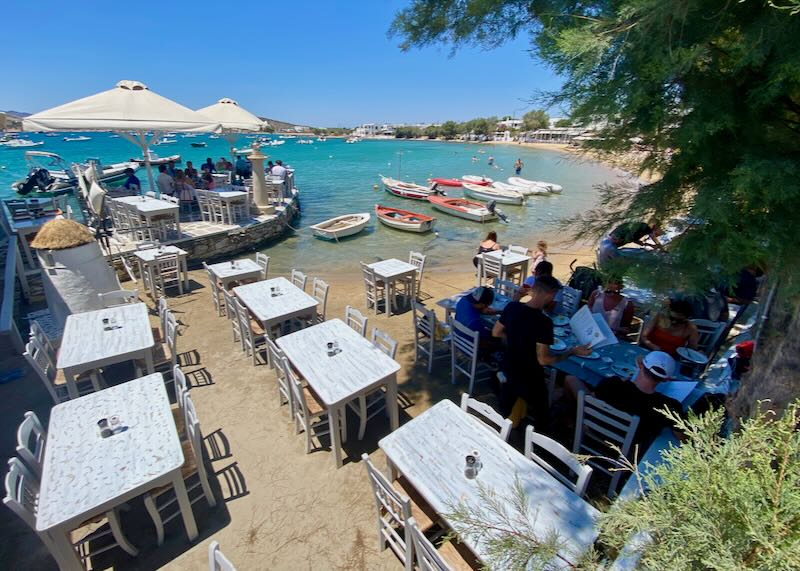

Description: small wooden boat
[493,180,548,196]
[375,204,436,233]
[428,177,463,187]
[381,176,438,200]
[190,142,207,148]
[508,176,563,194]
[310,212,371,240]
[428,196,496,223]
[461,175,493,185]
[462,182,524,205]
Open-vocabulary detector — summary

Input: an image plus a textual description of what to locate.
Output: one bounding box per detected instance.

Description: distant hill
[3,110,30,118]
[259,117,310,133]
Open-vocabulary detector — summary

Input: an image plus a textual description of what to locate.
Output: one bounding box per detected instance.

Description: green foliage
[390,0,800,291]
[440,120,460,138]
[523,109,550,131]
[424,124,441,138]
[555,118,573,127]
[601,402,800,570]
[394,125,423,138]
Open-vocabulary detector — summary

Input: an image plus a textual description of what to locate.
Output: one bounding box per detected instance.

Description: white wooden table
[380,400,600,568]
[213,190,249,223]
[476,250,532,285]
[277,319,401,468]
[132,245,190,295]
[367,258,417,317]
[57,303,155,398]
[234,277,318,329]
[113,195,181,236]
[37,374,197,571]
[207,258,262,288]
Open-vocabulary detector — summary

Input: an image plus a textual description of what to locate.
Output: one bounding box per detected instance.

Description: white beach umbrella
[196,98,270,168]
[23,80,221,195]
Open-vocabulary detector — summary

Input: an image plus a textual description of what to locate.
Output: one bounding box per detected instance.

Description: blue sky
[1,1,563,127]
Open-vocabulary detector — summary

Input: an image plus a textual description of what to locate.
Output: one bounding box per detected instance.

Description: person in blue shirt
[122,168,141,192]
[454,287,505,360]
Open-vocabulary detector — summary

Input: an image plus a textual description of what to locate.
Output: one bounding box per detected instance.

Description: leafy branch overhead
[391,0,800,290]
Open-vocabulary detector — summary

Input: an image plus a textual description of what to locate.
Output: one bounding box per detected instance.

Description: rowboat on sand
[461,175,493,185]
[427,195,497,223]
[462,182,525,205]
[381,176,440,200]
[310,213,371,240]
[375,204,436,233]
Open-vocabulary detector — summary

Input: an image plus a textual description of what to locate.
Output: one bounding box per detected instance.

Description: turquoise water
[0,134,629,273]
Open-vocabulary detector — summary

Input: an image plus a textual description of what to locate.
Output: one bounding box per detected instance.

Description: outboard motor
[486,200,509,223]
[15,168,55,195]
[428,182,447,196]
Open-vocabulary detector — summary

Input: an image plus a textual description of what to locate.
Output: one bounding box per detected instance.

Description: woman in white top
[531,240,548,270]
[588,276,635,336]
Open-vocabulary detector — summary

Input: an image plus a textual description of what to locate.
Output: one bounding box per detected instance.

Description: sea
[0,134,631,275]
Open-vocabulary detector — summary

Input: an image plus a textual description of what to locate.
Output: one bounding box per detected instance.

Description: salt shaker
[465,450,481,479]
[327,342,335,357]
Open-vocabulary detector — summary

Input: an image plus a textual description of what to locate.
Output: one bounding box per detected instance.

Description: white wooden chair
[450,320,495,395]
[223,289,243,348]
[138,312,178,377]
[310,278,329,324]
[235,298,267,365]
[525,425,592,497]
[345,305,368,337]
[348,328,397,440]
[16,411,46,478]
[28,319,58,354]
[283,357,332,453]
[208,541,237,571]
[208,193,227,224]
[362,453,439,571]
[4,457,138,563]
[407,251,426,298]
[478,255,502,286]
[151,253,183,296]
[204,263,225,317]
[559,286,582,317]
[460,394,512,442]
[143,394,217,545]
[97,289,139,308]
[196,191,214,222]
[113,243,138,282]
[573,391,640,497]
[361,262,386,315]
[256,252,270,281]
[290,269,308,291]
[508,244,530,256]
[691,319,727,355]
[493,278,520,299]
[23,338,103,404]
[408,517,474,571]
[266,338,292,410]
[411,301,450,373]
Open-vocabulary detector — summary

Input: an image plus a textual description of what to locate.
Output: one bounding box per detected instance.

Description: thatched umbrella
[30,219,94,250]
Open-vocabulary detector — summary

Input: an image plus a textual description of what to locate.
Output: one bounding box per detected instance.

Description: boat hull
[462,183,524,205]
[428,178,463,187]
[428,197,496,223]
[462,175,493,185]
[375,205,436,233]
[310,213,371,240]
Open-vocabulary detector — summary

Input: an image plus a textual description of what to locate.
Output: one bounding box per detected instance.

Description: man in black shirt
[492,275,591,428]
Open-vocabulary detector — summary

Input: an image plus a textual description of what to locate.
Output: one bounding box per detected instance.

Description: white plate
[577,351,600,360]
[553,326,568,338]
[550,339,567,352]
[677,347,709,364]
[552,315,569,326]
[612,364,637,378]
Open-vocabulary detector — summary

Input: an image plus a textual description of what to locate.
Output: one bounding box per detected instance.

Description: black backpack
[568,264,603,303]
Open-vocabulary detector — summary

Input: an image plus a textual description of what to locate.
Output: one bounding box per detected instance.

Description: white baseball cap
[643,351,676,380]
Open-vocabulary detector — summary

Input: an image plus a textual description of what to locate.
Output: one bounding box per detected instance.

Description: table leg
[385,278,393,317]
[385,373,399,432]
[330,405,344,468]
[144,348,155,375]
[410,271,416,306]
[174,213,181,237]
[181,256,189,290]
[171,473,199,541]
[64,368,79,400]
[107,507,139,556]
[46,528,83,571]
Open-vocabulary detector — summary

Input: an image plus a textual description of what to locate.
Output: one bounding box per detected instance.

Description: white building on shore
[353,123,395,138]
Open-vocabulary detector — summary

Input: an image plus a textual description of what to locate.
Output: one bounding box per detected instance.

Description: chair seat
[171,406,185,435]
[438,540,479,571]
[54,369,96,386]
[147,439,197,497]
[249,319,266,336]
[152,326,163,343]
[392,477,437,531]
[152,342,173,367]
[302,386,325,416]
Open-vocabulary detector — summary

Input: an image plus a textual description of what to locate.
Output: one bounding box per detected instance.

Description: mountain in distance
[3,110,30,118]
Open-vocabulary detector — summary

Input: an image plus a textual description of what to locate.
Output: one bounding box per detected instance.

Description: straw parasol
[30,219,95,250]
[24,80,221,195]
[196,98,269,167]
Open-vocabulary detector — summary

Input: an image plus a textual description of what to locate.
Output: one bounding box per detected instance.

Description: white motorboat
[493,180,548,196]
[316,137,327,142]
[461,175,493,185]
[508,176,563,194]
[11,151,138,195]
[462,182,524,205]
[268,140,285,146]
[296,139,314,144]
[130,152,181,166]
[154,137,177,145]
[63,135,91,142]
[1,139,44,149]
[310,212,371,240]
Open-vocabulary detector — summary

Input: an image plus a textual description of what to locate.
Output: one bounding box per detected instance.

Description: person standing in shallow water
[488,156,495,166]
[514,158,523,175]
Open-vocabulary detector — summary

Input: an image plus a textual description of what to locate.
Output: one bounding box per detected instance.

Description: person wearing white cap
[565,350,684,447]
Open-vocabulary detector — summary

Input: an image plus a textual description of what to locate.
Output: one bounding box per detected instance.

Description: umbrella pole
[225,132,238,185]
[146,131,161,197]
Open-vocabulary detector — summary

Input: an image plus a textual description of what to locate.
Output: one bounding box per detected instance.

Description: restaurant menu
[569,305,618,349]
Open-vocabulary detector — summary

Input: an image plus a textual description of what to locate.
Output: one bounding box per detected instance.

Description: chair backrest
[371,328,398,359]
[290,269,307,291]
[412,300,435,340]
[360,262,379,306]
[559,286,582,317]
[361,453,412,565]
[3,457,40,531]
[208,541,237,571]
[408,517,450,571]
[204,263,222,305]
[158,296,170,331]
[23,339,59,404]
[173,365,188,411]
[266,337,285,372]
[97,289,138,308]
[493,278,520,299]
[450,320,479,373]
[164,314,178,365]
[573,391,640,497]
[255,252,269,281]
[183,396,209,485]
[311,278,329,322]
[234,298,254,344]
[223,288,240,325]
[460,394,512,442]
[282,357,308,426]
[345,305,368,337]
[508,244,530,256]
[28,320,56,356]
[525,425,592,497]
[16,412,46,478]
[691,319,726,354]
[480,255,502,281]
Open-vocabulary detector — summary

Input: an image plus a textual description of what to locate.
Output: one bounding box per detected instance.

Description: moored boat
[427,195,496,223]
[461,175,493,185]
[11,151,139,195]
[1,139,44,149]
[381,176,439,201]
[508,176,563,194]
[462,182,524,205]
[493,180,548,196]
[130,153,181,166]
[190,142,207,148]
[428,177,463,187]
[375,204,436,233]
[63,135,91,142]
[310,212,371,240]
